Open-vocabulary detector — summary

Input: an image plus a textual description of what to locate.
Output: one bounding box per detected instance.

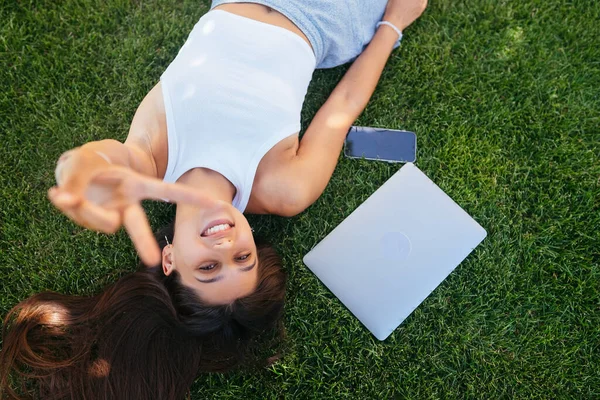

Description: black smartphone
[344,126,417,163]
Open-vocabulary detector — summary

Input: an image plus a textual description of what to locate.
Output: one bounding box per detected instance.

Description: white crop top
[160,10,316,212]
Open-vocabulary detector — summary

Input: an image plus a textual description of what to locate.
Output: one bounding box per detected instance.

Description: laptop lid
[303,163,487,340]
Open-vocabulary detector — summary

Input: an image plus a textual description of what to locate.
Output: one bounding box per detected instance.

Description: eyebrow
[196,261,257,284]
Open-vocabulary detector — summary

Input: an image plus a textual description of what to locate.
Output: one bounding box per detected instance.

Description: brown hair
[0,224,286,400]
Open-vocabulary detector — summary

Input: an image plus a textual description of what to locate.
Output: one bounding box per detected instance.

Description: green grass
[1,0,599,398]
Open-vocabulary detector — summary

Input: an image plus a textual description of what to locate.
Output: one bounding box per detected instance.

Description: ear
[162,245,175,276]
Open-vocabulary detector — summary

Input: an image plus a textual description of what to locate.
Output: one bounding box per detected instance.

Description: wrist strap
[376,21,403,43]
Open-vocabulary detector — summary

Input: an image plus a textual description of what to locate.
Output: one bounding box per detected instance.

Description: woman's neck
[177,167,236,204]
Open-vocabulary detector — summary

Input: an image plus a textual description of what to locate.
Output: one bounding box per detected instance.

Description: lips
[201,219,234,237]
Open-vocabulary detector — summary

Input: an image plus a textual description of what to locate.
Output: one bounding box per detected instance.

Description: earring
[251,227,255,233]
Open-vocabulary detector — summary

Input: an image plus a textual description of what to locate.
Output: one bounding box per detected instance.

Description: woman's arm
[54,82,168,190]
[49,84,201,265]
[262,0,427,216]
[56,139,154,176]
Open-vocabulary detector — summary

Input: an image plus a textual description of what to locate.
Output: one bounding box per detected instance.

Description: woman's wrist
[376,21,403,42]
[382,13,409,33]
[372,21,402,51]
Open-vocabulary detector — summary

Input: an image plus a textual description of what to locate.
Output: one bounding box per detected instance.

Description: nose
[201,226,236,247]
[213,238,233,249]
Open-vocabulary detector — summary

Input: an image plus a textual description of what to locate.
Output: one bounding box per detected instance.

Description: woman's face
[162,201,258,305]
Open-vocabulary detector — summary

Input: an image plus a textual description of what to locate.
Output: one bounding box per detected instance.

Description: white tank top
[160,10,316,211]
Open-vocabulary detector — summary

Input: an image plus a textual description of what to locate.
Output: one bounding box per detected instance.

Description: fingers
[95,167,209,206]
[55,152,95,202]
[51,168,163,267]
[123,204,161,266]
[49,186,81,208]
[138,179,209,205]
[92,167,129,186]
[50,187,121,232]
[78,201,121,233]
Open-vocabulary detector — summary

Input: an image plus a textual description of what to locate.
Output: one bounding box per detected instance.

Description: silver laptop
[303,163,487,340]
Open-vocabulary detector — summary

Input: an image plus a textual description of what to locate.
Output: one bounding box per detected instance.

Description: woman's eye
[199,264,217,271]
[236,254,250,261]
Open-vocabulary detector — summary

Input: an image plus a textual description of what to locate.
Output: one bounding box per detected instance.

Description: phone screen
[344,126,417,163]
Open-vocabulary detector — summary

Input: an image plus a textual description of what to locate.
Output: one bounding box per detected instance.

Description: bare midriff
[213,3,313,52]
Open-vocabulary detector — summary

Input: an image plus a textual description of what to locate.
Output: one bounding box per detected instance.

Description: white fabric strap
[376,21,403,43]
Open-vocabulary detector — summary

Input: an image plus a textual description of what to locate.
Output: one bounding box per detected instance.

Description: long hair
[0,223,286,400]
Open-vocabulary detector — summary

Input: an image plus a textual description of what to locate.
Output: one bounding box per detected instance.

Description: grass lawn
[1,0,599,398]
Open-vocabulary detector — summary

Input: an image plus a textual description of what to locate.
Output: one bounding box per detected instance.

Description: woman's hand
[383,0,428,32]
[49,147,206,266]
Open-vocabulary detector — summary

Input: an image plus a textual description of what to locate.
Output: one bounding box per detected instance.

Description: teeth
[204,223,230,236]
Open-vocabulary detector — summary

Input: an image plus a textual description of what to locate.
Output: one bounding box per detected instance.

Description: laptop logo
[381,231,412,262]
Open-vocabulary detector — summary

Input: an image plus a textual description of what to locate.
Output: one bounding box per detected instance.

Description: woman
[1,0,427,398]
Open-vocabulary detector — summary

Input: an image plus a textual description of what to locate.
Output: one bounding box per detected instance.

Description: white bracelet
[376,21,403,43]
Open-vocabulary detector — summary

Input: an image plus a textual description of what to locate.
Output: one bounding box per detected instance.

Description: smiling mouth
[201,219,234,237]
